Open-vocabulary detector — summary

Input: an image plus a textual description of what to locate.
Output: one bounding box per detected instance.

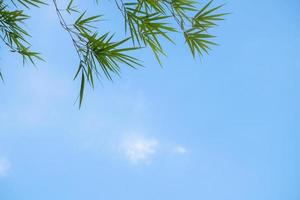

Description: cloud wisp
[173,145,187,155]
[0,158,11,177]
[120,134,188,165]
[121,135,159,165]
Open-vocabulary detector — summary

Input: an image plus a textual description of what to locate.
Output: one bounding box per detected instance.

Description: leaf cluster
[0,0,227,107]
[0,0,44,80]
[53,0,142,107]
[121,0,227,60]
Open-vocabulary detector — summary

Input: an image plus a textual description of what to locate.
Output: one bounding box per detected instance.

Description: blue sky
[0,0,300,199]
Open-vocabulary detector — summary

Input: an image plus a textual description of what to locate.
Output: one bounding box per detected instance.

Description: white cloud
[0,158,10,177]
[173,145,187,155]
[121,135,158,164]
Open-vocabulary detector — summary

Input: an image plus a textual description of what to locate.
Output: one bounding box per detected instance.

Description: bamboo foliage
[0,0,227,107]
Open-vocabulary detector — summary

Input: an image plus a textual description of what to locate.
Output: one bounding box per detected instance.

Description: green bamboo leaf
[79,71,85,108]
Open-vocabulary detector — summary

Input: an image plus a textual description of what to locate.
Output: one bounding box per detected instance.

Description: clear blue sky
[0,0,300,199]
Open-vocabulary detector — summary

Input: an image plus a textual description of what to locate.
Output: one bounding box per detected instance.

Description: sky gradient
[0,0,300,199]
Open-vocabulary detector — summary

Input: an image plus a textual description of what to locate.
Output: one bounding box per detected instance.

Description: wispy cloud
[2,65,74,130]
[121,135,159,164]
[0,158,10,177]
[120,134,189,165]
[173,145,187,155]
